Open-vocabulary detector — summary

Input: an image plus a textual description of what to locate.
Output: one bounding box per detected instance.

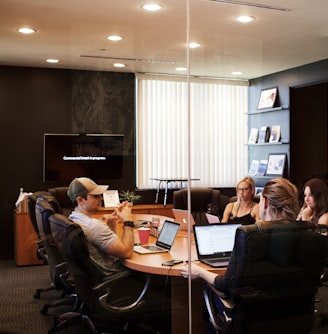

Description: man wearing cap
[67,177,135,276]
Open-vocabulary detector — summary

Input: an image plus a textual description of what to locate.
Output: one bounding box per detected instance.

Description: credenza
[14,211,44,266]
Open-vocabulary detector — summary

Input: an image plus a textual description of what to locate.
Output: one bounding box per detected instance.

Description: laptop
[133,220,180,254]
[172,209,195,231]
[193,223,241,267]
[205,213,220,224]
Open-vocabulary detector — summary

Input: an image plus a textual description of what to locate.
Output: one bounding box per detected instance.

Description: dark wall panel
[0,66,135,259]
[0,66,72,258]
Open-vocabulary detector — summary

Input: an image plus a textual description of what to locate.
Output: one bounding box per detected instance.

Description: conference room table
[122,213,226,334]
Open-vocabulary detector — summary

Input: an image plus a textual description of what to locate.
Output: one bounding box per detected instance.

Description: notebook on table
[193,223,241,267]
[133,220,180,254]
[172,209,195,231]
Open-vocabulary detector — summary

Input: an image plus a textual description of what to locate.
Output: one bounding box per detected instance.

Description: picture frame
[255,187,264,196]
[265,153,287,177]
[257,87,278,110]
[103,190,120,207]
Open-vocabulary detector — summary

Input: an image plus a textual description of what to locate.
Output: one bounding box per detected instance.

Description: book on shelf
[248,128,259,144]
[256,159,268,176]
[248,160,259,176]
[269,125,281,142]
[258,126,270,143]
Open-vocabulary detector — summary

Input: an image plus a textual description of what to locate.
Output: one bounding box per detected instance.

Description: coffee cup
[137,227,151,244]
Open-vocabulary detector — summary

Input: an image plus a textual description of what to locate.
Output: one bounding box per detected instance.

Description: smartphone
[161,260,183,267]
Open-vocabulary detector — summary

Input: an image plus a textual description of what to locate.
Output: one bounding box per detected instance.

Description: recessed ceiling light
[232,71,243,75]
[142,3,163,11]
[107,35,123,41]
[46,59,59,63]
[189,42,200,49]
[176,67,187,71]
[113,63,126,68]
[17,27,36,34]
[235,15,255,23]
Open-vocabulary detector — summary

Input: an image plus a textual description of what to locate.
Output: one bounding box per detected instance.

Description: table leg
[164,181,168,206]
[155,181,162,204]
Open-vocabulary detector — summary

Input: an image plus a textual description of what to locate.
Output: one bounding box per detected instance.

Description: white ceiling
[1,0,328,80]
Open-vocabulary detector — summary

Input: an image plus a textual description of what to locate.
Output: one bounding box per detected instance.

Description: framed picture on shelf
[265,153,287,177]
[257,87,278,110]
[255,187,264,196]
[269,125,281,143]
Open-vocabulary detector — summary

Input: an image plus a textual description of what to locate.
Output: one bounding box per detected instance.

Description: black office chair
[202,221,327,334]
[49,213,153,333]
[48,186,73,217]
[27,191,51,264]
[173,188,230,224]
[311,224,328,327]
[35,197,77,314]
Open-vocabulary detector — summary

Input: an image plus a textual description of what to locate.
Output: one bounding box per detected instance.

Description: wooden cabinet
[98,204,174,218]
[14,211,44,266]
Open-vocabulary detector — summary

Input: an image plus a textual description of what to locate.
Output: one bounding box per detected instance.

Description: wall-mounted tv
[43,133,124,182]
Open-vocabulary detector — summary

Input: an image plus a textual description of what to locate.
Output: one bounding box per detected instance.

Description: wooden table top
[122,213,226,277]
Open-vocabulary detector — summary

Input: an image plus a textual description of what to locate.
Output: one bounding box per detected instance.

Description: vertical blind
[136,74,249,189]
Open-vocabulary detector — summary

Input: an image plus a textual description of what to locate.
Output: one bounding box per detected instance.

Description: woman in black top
[221,176,259,224]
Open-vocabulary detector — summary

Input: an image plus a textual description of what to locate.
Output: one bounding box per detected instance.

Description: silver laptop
[172,209,195,231]
[133,220,180,254]
[193,223,241,267]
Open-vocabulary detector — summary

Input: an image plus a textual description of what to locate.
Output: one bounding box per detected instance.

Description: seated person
[297,178,328,226]
[181,177,300,291]
[67,177,135,276]
[221,176,259,224]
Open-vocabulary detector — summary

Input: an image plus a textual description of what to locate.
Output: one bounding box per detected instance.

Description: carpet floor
[1,259,328,334]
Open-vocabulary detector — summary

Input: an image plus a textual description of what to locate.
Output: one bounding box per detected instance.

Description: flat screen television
[43,133,124,182]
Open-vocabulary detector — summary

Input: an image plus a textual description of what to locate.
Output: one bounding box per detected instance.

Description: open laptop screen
[156,220,180,249]
[193,223,241,257]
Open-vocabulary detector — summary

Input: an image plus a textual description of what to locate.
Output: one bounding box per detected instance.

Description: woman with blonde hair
[181,178,301,334]
[221,176,260,224]
[260,177,299,221]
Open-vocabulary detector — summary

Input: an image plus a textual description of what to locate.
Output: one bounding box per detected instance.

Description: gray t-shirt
[69,210,121,275]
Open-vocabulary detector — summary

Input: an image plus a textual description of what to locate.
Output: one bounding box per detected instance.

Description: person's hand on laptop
[181,263,217,284]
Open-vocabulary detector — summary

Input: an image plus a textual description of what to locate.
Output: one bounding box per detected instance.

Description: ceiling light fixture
[81,54,175,65]
[142,3,163,11]
[176,67,187,71]
[235,15,255,23]
[232,71,243,75]
[107,35,123,41]
[189,42,200,49]
[208,0,290,12]
[113,63,126,68]
[46,59,59,63]
[17,27,36,34]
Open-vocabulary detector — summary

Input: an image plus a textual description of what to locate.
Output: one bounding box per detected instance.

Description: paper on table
[103,190,120,207]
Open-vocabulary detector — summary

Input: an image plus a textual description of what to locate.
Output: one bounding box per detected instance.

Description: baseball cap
[67,177,108,201]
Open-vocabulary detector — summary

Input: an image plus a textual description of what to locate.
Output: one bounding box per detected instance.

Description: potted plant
[119,190,142,205]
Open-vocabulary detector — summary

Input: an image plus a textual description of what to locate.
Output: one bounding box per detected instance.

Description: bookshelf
[248,105,290,185]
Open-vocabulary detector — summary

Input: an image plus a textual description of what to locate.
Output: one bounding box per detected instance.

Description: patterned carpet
[0,260,86,334]
[1,259,328,334]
